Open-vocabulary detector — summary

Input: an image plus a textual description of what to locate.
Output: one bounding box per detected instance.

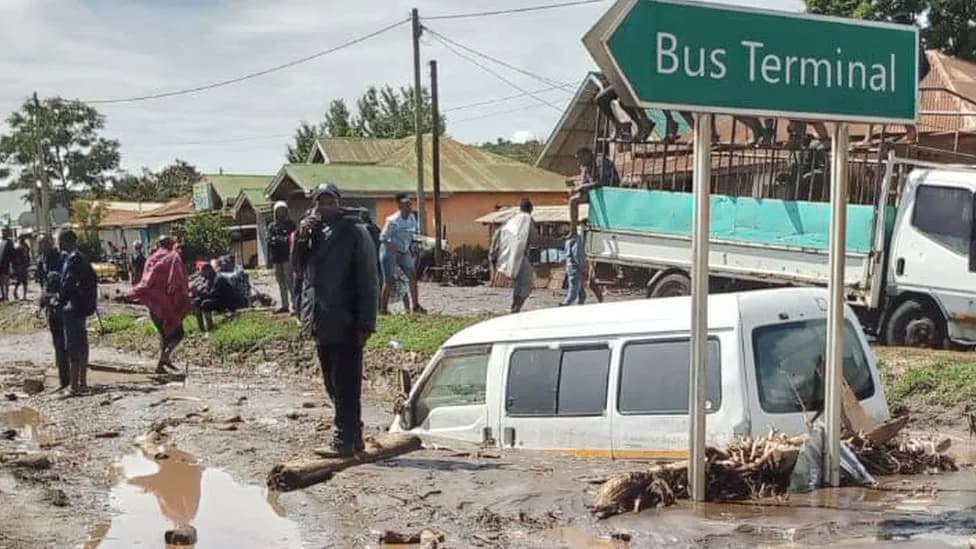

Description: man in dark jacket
[130,241,147,285]
[295,182,379,457]
[267,201,296,314]
[58,230,96,395]
[36,234,69,389]
[0,228,12,302]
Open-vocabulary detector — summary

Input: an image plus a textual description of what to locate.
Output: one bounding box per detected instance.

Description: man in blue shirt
[379,193,426,314]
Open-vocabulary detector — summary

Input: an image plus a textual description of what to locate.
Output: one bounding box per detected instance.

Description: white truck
[585,154,976,348]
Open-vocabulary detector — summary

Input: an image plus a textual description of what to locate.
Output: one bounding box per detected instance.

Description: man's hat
[308,182,341,200]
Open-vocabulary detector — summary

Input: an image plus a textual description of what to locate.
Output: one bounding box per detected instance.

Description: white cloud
[510,130,536,144]
[0,0,804,176]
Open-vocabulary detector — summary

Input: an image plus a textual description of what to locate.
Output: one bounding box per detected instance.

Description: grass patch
[368,314,485,355]
[885,359,976,408]
[97,309,482,359]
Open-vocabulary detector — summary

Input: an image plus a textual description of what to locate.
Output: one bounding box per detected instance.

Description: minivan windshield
[752,320,874,414]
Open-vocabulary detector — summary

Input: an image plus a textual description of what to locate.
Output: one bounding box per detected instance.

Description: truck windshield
[911,184,973,256]
[752,320,874,414]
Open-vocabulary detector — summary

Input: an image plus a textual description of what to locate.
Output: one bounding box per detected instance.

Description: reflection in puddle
[87,445,302,548]
[0,407,48,446]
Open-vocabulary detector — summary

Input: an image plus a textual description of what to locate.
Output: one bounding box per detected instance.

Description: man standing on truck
[574,146,620,191]
[379,193,425,315]
[295,182,379,457]
[267,201,296,314]
[491,198,539,313]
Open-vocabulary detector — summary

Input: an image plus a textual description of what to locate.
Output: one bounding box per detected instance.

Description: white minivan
[391,288,890,459]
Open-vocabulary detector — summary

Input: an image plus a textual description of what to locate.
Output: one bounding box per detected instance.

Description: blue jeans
[380,247,415,283]
[562,267,586,305]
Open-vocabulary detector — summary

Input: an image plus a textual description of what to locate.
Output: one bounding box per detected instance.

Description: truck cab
[886,167,976,347]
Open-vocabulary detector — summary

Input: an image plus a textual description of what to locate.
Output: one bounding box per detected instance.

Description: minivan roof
[910,167,976,188]
[444,287,831,348]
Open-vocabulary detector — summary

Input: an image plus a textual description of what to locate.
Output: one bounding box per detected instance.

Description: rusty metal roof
[476,204,586,225]
[309,137,403,164]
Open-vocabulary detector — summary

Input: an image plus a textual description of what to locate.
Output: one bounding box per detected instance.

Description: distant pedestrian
[11,234,30,300]
[0,228,12,302]
[130,241,147,285]
[130,235,191,374]
[36,234,68,389]
[379,193,425,315]
[57,230,98,395]
[490,198,539,313]
[295,182,379,457]
[267,201,296,314]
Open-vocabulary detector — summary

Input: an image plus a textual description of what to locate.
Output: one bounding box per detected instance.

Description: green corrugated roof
[276,164,416,194]
[378,135,568,193]
[240,188,271,208]
[312,137,402,164]
[203,174,273,203]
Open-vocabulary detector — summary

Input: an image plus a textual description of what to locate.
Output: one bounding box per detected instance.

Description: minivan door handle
[896,258,905,276]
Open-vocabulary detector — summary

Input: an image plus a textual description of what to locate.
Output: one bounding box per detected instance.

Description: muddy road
[1,284,976,548]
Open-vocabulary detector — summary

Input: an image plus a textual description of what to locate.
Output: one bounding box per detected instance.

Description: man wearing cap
[295,182,379,457]
[379,192,425,314]
[266,201,296,314]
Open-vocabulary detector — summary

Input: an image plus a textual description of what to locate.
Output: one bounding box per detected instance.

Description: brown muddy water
[85,444,302,548]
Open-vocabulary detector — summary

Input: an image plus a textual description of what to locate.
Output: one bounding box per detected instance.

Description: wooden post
[430,59,442,267]
[411,8,427,234]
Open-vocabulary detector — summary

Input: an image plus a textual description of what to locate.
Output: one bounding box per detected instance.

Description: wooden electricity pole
[429,60,442,267]
[411,8,427,234]
[32,92,51,234]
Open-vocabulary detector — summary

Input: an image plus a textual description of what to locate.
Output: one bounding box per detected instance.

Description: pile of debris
[591,423,958,519]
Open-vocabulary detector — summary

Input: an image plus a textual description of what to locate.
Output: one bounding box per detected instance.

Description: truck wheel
[885,299,945,348]
[649,272,691,298]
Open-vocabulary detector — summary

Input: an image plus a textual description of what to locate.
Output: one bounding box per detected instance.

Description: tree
[480,139,545,165]
[107,159,202,202]
[286,121,324,164]
[70,200,107,261]
[0,96,120,204]
[804,0,976,61]
[173,212,231,261]
[286,85,447,162]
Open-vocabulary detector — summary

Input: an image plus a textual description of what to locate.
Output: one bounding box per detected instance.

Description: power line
[430,34,564,112]
[443,84,573,113]
[88,17,410,104]
[425,27,570,90]
[425,0,610,20]
[451,103,543,124]
[126,132,293,149]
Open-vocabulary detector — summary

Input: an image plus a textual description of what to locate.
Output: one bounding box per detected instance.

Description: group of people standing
[0,228,33,302]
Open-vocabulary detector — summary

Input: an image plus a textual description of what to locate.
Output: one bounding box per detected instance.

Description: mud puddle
[87,444,302,548]
[0,406,49,448]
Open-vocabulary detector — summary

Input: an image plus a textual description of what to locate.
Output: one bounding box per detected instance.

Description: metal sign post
[689,113,712,501]
[825,123,850,486]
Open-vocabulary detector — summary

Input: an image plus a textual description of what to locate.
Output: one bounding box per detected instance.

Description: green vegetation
[368,314,485,355]
[99,310,480,359]
[884,359,976,408]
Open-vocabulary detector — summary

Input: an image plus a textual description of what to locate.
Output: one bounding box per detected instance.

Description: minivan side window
[506,345,610,417]
[912,184,973,256]
[414,346,491,426]
[618,339,722,415]
[752,320,874,414]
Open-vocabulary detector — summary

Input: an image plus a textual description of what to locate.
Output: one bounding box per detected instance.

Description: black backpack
[77,258,98,317]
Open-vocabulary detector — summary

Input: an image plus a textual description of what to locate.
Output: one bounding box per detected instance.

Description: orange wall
[375,191,567,248]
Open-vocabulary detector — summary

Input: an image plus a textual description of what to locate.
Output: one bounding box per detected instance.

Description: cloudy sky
[0,0,803,176]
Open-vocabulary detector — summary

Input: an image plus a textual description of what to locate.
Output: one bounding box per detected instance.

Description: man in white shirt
[379,193,426,314]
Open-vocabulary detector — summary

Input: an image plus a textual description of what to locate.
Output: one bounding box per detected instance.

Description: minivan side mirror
[399,369,413,396]
[398,369,414,430]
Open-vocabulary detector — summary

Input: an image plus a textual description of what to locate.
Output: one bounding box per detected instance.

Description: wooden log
[267,433,422,492]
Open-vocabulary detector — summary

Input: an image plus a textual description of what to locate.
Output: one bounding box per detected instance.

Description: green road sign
[583,0,918,124]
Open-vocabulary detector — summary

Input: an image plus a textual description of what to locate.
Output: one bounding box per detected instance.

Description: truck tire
[649,272,691,298]
[885,299,946,348]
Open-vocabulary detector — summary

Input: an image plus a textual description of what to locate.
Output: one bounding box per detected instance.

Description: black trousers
[48,313,68,388]
[316,343,363,446]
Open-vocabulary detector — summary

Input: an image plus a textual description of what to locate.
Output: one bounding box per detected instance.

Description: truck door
[499,341,613,455]
[889,178,976,343]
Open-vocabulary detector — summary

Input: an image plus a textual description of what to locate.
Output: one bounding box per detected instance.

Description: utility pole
[32,92,51,234]
[411,8,427,234]
[429,60,442,267]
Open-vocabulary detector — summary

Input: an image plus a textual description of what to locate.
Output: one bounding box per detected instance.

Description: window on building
[506,345,610,417]
[912,185,973,256]
[414,346,491,426]
[618,339,722,414]
[752,320,874,414]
